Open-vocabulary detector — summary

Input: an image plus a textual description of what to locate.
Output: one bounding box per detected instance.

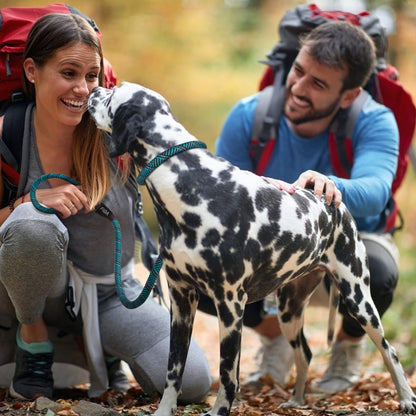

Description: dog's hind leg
[277,271,324,408]
[154,283,199,416]
[327,282,339,346]
[333,266,416,413]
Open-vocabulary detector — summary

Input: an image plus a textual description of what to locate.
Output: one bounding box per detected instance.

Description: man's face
[284,46,350,136]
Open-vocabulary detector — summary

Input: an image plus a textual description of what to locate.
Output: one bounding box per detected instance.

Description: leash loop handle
[30,173,80,214]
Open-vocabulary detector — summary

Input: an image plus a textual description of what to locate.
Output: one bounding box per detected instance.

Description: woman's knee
[0,204,68,268]
[125,336,211,404]
[0,205,69,319]
[100,285,211,403]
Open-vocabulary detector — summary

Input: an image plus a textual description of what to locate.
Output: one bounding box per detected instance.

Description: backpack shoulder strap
[1,101,28,171]
[251,85,274,144]
[344,89,369,139]
[0,101,33,205]
[17,103,35,196]
[329,89,369,177]
[250,65,286,175]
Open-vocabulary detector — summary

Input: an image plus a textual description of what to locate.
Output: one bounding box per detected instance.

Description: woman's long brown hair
[23,13,112,208]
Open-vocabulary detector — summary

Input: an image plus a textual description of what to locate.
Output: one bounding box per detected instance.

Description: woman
[0,13,211,402]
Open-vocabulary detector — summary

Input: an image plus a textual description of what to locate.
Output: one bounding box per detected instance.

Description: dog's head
[88,81,172,157]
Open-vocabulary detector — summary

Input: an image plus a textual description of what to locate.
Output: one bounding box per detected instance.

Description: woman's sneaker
[10,345,54,400]
[105,357,131,392]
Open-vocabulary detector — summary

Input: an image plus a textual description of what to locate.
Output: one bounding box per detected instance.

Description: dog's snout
[87,86,115,132]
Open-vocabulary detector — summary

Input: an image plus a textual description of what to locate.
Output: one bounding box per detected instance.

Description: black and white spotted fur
[88,82,416,416]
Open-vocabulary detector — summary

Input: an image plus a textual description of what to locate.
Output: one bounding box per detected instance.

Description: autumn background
[5,0,416,389]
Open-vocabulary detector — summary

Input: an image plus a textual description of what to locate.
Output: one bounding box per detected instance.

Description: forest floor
[1,265,415,415]
[1,305,415,415]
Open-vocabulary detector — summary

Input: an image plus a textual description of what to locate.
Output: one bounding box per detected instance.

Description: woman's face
[26,42,101,128]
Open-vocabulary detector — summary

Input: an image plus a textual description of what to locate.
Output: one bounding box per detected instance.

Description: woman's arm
[0,115,90,223]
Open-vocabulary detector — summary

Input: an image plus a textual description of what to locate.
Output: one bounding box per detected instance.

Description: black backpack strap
[250,64,286,172]
[17,103,34,196]
[0,101,32,206]
[1,101,28,171]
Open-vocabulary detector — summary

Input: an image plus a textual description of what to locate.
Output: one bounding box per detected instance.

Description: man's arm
[329,102,399,218]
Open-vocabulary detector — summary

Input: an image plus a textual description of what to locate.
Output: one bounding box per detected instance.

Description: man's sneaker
[317,339,364,393]
[106,357,130,392]
[10,345,54,400]
[244,334,294,386]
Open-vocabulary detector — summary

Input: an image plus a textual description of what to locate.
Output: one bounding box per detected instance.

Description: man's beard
[284,88,341,125]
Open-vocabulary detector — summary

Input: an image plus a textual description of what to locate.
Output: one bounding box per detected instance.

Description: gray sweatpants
[0,203,211,402]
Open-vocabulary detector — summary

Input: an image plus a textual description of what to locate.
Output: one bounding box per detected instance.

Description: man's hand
[263,177,296,194]
[293,170,342,207]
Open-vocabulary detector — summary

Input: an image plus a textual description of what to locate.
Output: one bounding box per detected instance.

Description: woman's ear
[23,58,36,83]
[340,87,362,109]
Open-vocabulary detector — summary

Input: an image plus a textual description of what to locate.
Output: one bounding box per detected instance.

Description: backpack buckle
[11,90,25,104]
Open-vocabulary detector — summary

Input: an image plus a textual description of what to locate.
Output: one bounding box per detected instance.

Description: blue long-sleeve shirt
[215,92,399,232]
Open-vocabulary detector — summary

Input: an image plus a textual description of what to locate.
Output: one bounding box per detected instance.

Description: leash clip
[95,202,115,221]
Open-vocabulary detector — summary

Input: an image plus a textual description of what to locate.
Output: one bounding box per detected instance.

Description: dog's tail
[327,283,339,346]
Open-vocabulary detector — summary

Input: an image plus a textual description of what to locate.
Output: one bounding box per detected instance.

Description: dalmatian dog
[88,82,416,416]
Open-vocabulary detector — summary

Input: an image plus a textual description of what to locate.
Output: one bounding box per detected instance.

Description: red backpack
[251,3,416,234]
[0,3,116,103]
[0,3,117,206]
[0,4,163,293]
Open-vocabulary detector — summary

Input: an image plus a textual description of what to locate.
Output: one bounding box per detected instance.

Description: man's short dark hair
[300,21,376,91]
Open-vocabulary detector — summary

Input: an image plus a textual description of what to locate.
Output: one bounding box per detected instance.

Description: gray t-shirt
[24,110,138,275]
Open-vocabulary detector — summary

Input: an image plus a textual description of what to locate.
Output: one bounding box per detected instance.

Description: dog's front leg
[208,300,245,416]
[154,284,198,416]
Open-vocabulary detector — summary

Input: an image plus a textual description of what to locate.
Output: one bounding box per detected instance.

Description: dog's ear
[109,103,144,157]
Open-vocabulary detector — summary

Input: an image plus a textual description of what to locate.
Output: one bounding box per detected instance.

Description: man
[200,20,399,392]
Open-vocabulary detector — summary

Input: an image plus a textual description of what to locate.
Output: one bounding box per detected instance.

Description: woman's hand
[34,184,90,218]
[293,170,342,207]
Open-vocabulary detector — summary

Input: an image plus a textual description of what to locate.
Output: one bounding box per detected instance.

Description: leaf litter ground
[1,306,415,415]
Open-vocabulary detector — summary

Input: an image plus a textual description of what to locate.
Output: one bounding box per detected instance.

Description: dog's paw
[279,398,304,408]
[400,395,416,414]
[152,405,177,416]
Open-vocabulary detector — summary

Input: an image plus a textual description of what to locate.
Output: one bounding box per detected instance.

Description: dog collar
[136,140,207,185]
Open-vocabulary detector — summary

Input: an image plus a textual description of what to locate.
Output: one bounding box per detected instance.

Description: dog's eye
[102,89,116,107]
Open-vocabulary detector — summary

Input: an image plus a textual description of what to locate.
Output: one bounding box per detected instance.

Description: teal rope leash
[137,140,207,185]
[95,203,163,309]
[30,173,159,309]
[29,142,207,308]
[110,216,161,308]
